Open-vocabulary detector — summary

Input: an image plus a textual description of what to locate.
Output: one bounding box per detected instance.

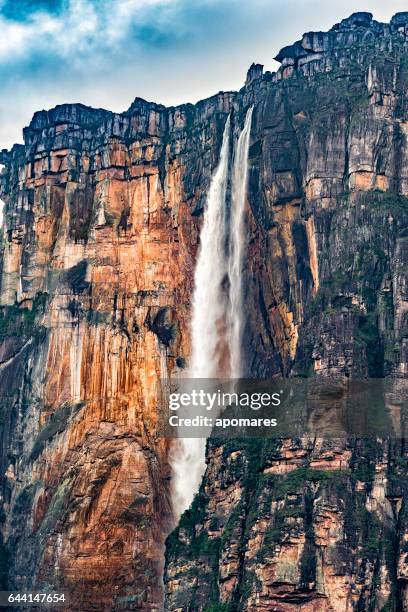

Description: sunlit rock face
[1,10,408,611]
[0,95,233,610]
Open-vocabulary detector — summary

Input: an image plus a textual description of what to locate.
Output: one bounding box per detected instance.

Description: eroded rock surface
[0,95,233,609]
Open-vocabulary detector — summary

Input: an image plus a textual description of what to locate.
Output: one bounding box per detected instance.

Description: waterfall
[171,108,253,519]
[190,115,231,379]
[171,116,231,518]
[228,107,253,379]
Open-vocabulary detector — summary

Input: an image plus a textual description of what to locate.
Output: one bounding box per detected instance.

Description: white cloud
[0,0,177,62]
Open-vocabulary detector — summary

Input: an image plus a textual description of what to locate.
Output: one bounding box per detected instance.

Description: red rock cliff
[0,94,232,610]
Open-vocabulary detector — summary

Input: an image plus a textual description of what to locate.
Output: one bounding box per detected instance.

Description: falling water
[228,107,253,379]
[190,116,231,379]
[171,108,253,519]
[171,116,231,518]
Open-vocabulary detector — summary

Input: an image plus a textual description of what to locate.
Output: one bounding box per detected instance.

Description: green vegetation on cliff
[0,292,47,341]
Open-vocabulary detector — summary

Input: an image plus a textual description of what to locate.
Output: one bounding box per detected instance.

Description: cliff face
[1,11,408,612]
[164,12,408,612]
[0,94,232,609]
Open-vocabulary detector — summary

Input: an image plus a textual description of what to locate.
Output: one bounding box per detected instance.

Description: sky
[0,0,408,150]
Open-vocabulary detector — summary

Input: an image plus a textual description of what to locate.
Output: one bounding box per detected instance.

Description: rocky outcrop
[165,438,408,611]
[273,11,408,81]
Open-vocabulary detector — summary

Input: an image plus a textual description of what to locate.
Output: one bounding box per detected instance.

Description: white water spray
[171,108,253,519]
[228,107,253,379]
[171,116,231,518]
[190,116,231,379]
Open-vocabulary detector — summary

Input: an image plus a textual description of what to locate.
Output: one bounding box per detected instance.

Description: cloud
[0,0,285,64]
[0,0,191,63]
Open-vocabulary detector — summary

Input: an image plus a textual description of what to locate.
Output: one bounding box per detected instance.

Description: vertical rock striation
[0,95,232,609]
